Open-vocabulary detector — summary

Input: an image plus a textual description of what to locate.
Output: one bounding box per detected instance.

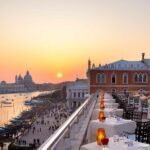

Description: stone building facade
[0,70,36,94]
[66,78,88,109]
[87,53,150,94]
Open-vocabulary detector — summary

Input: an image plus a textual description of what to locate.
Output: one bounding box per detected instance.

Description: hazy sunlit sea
[0,91,51,127]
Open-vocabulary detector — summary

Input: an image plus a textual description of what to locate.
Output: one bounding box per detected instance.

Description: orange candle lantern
[100,93,104,102]
[102,95,104,99]
[100,96,104,101]
[100,101,105,110]
[96,128,106,145]
[99,111,106,121]
[100,95,104,100]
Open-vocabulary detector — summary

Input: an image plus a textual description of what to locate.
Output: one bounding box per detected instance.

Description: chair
[146,121,150,144]
[132,111,143,122]
[119,101,127,109]
[123,106,134,120]
[133,98,139,110]
[135,121,150,143]
[128,97,134,107]
[141,101,148,113]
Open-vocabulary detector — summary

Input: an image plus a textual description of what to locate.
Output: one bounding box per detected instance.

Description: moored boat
[1,101,13,107]
[24,100,32,106]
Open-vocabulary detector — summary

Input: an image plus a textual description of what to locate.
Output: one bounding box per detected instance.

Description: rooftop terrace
[37,91,150,150]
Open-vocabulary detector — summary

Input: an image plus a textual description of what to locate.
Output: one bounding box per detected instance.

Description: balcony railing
[38,94,96,150]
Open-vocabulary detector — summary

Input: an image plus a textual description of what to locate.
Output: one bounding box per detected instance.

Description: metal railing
[38,94,94,150]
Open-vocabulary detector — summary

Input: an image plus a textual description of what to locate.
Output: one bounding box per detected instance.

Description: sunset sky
[1,0,150,83]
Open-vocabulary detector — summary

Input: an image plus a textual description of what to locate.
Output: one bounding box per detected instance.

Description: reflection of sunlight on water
[0,91,50,127]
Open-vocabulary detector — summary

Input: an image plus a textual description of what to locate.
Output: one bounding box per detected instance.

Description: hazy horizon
[1,0,150,83]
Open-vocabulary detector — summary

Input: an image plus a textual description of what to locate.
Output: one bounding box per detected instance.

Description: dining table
[86,118,137,143]
[91,108,123,120]
[103,93,114,99]
[95,102,119,109]
[80,137,150,150]
[98,98,116,103]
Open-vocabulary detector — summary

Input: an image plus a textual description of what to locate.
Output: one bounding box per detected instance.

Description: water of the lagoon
[0,91,51,127]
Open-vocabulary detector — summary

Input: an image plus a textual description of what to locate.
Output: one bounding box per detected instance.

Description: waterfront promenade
[14,102,69,149]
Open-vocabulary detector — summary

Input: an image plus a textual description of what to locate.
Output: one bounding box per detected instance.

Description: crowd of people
[15,102,70,148]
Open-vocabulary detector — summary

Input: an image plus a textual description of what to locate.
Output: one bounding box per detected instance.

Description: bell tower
[88,58,91,71]
[87,59,91,94]
[141,52,145,62]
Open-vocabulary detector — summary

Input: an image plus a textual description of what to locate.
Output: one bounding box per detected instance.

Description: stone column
[66,99,69,108]
[147,99,150,119]
[71,90,74,99]
[76,101,78,107]
[66,90,69,99]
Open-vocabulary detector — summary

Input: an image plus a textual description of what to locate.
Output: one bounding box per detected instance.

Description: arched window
[74,92,76,98]
[101,73,106,83]
[78,92,80,98]
[96,73,106,83]
[123,73,128,84]
[82,92,84,98]
[96,74,101,83]
[134,74,138,82]
[111,73,116,84]
[139,74,142,82]
[143,74,147,83]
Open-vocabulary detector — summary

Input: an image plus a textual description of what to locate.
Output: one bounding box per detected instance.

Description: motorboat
[24,99,43,106]
[2,101,12,104]
[31,99,43,104]
[1,101,13,107]
[24,100,32,106]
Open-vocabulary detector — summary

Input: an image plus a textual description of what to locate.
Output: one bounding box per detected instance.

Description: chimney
[142,53,145,62]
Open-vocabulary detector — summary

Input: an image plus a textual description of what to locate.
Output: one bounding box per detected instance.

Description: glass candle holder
[101,138,109,145]
[96,128,106,145]
[100,101,105,110]
[100,94,104,99]
[99,111,106,122]
[100,97,104,102]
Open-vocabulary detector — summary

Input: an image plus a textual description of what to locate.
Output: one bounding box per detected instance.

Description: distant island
[0,70,75,94]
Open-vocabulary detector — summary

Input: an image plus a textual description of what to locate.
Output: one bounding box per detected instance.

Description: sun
[57,73,62,78]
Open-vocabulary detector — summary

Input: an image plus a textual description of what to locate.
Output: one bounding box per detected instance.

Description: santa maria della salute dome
[15,70,33,84]
[24,70,33,83]
[0,70,36,94]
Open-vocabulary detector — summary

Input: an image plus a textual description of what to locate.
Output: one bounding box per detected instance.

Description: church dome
[1,81,7,85]
[18,75,23,81]
[24,71,32,82]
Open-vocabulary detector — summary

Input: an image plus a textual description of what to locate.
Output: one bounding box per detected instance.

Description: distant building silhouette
[15,70,33,84]
[0,70,35,93]
[66,78,88,109]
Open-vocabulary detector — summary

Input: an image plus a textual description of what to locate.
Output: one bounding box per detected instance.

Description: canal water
[0,91,51,127]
